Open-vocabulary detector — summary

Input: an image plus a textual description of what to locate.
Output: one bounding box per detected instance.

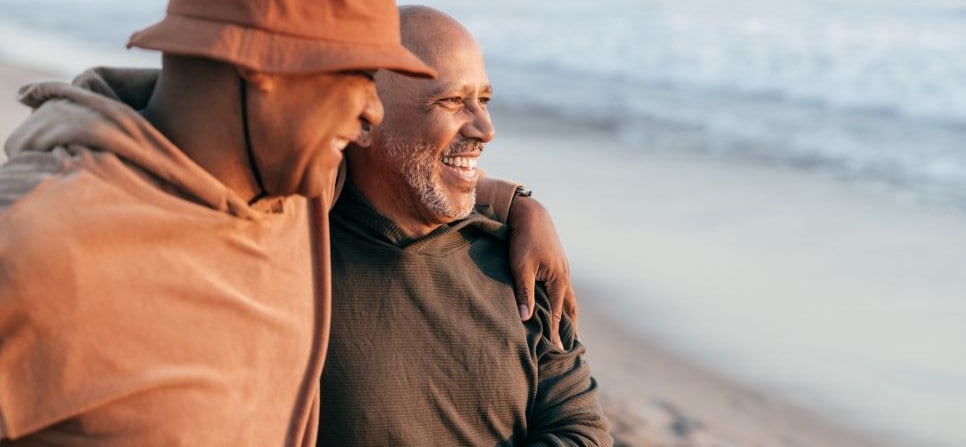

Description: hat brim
[128,14,436,79]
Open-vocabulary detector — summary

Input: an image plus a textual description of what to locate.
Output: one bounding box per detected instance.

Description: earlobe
[237,68,275,92]
[355,121,373,148]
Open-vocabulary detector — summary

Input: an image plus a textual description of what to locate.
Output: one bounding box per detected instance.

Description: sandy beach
[481,107,926,447]
[0,63,945,446]
[484,102,966,446]
[577,306,885,447]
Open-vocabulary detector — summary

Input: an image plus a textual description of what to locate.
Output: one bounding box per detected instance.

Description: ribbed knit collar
[331,181,508,253]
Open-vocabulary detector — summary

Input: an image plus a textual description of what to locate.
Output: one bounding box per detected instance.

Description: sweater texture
[318,184,611,446]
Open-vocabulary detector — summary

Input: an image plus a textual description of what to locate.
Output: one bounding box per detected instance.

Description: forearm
[474,174,521,223]
[480,174,577,343]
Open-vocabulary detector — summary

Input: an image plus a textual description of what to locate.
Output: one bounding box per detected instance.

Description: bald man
[317,6,611,446]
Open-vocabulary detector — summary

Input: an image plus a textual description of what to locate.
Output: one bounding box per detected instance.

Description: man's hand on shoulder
[507,196,578,349]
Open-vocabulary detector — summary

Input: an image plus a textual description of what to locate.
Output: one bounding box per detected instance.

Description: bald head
[374,6,483,104]
[347,4,493,237]
[398,6,480,66]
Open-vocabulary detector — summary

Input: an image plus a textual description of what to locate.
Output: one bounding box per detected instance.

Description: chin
[450,193,476,219]
[298,162,343,198]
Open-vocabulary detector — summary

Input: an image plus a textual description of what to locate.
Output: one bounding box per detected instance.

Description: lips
[441,155,477,169]
[440,152,480,182]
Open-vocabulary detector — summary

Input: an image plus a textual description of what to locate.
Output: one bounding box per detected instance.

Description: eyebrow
[427,83,493,98]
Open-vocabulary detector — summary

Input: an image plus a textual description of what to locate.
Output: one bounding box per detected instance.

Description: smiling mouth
[441,155,478,169]
[332,137,351,152]
[441,154,480,182]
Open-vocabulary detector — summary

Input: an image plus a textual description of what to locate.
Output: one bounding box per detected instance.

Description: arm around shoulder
[476,173,579,346]
[474,174,521,223]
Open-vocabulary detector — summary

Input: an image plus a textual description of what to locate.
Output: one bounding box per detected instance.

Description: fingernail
[519,304,530,320]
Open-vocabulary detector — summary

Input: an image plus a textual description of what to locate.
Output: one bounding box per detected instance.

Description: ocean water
[433,0,966,210]
[2,1,965,446]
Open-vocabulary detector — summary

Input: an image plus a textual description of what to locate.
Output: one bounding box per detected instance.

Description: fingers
[550,317,563,350]
[545,276,567,349]
[564,284,579,339]
[513,266,537,321]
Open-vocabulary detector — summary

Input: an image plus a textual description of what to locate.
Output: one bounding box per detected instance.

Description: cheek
[326,79,378,126]
[431,118,465,146]
[384,107,459,143]
[297,81,367,137]
[411,120,460,151]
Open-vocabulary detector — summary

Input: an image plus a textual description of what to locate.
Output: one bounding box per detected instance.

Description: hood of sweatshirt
[4,67,261,218]
[0,68,329,445]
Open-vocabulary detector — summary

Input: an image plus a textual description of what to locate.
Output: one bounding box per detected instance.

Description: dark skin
[140,55,382,206]
[508,197,579,338]
[350,6,577,347]
[142,53,577,344]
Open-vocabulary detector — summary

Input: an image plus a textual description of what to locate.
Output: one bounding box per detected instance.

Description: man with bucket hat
[0,0,575,445]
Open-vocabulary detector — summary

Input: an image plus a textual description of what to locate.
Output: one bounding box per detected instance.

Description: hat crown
[127,0,435,77]
[166,0,400,45]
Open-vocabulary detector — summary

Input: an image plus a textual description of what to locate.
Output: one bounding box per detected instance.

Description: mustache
[445,139,484,156]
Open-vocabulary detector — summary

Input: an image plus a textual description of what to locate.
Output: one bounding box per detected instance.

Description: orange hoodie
[0,68,327,446]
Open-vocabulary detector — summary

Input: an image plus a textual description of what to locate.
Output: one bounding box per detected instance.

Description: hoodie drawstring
[240,78,268,204]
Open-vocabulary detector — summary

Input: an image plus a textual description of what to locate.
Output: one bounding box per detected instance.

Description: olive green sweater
[318,185,610,446]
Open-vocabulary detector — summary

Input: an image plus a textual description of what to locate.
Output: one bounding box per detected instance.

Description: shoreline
[578,300,885,446]
[486,101,966,447]
[0,62,907,447]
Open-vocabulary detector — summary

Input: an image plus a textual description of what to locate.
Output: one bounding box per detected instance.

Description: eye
[479,96,491,106]
[437,96,464,109]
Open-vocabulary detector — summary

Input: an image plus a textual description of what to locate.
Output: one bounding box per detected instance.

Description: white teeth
[442,156,477,169]
[332,138,350,151]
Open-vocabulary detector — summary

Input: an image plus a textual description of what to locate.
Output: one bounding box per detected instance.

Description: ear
[237,68,275,92]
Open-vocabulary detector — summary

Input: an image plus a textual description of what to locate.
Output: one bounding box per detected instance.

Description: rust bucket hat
[127,0,436,78]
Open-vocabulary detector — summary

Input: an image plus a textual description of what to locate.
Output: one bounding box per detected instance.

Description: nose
[359,84,384,128]
[461,102,495,143]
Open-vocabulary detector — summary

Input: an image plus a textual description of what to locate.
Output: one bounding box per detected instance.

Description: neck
[140,55,263,202]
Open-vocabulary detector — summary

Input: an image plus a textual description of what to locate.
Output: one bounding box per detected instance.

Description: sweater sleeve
[525,286,612,447]
[474,172,521,224]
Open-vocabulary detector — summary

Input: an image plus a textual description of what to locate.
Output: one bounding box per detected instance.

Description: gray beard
[382,134,477,221]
